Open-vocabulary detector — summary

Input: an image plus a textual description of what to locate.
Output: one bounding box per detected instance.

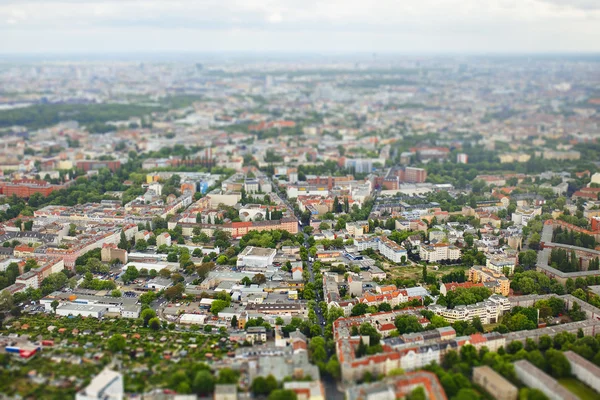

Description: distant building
[76,368,123,400]
[0,179,63,198]
[76,160,121,173]
[456,153,468,164]
[397,166,427,183]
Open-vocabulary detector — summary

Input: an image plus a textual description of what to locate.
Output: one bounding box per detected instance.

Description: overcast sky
[1,0,599,54]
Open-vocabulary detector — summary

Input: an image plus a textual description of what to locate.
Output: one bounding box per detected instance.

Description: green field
[559,378,599,400]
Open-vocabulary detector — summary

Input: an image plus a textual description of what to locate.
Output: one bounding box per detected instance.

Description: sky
[0,0,599,54]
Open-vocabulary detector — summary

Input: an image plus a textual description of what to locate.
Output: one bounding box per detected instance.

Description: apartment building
[563,351,600,394]
[486,256,517,275]
[378,236,408,263]
[428,295,510,324]
[472,366,518,400]
[511,206,542,226]
[513,360,578,400]
[420,243,461,263]
[355,236,379,251]
[468,265,511,296]
[397,167,428,183]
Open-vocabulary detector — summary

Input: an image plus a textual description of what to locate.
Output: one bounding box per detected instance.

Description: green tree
[141,308,156,326]
[546,349,571,378]
[148,317,161,331]
[217,368,239,384]
[252,273,267,285]
[394,315,423,335]
[325,355,341,379]
[134,239,148,251]
[192,370,215,395]
[309,336,328,364]
[121,265,139,284]
[51,299,59,314]
[107,334,126,353]
[519,250,538,269]
[251,375,278,396]
[269,390,297,400]
[140,291,156,305]
[359,322,382,346]
[118,231,130,251]
[211,299,229,316]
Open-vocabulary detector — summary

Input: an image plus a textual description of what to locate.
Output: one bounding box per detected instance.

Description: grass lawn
[482,322,501,332]
[559,378,599,400]
[386,264,470,281]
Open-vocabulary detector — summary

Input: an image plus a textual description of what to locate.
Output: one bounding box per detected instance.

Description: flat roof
[473,365,516,391]
[239,246,277,257]
[57,303,108,312]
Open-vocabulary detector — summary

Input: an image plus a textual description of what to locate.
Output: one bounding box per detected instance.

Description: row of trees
[550,248,581,273]
[553,226,597,249]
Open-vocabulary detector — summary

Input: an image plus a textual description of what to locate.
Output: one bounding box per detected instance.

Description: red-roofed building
[0,179,63,198]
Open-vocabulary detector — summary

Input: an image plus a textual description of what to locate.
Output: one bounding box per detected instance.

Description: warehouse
[55,303,108,318]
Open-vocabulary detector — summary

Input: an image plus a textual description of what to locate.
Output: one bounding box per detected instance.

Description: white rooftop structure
[76,368,124,400]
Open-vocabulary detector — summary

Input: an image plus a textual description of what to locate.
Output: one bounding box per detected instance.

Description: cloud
[0,0,598,53]
[539,0,600,10]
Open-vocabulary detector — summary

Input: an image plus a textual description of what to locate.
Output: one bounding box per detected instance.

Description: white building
[378,236,407,263]
[348,274,363,297]
[76,368,124,400]
[244,179,260,194]
[156,232,171,247]
[122,261,169,273]
[419,243,461,263]
[486,256,516,275]
[564,351,600,394]
[513,360,577,400]
[236,246,276,268]
[56,304,108,318]
[180,314,208,325]
[292,265,303,281]
[511,207,542,226]
[428,295,510,324]
[246,326,267,344]
[355,236,378,251]
[346,221,369,237]
[146,277,172,291]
